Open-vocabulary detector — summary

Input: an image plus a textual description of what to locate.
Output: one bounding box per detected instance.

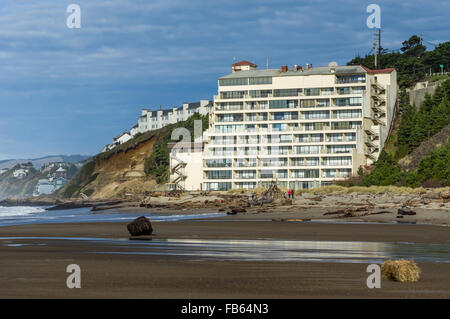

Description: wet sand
[0,220,449,298]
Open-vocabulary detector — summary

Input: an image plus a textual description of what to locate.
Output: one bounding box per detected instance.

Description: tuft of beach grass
[381,260,421,282]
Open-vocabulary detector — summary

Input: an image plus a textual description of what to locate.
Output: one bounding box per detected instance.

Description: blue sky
[0,0,448,160]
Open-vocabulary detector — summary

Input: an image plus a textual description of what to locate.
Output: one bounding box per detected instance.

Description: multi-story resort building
[137,100,213,133]
[170,61,397,191]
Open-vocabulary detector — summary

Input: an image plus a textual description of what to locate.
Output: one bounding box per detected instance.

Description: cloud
[0,0,448,159]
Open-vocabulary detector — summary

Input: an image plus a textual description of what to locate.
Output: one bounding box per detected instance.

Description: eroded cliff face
[60,136,158,200]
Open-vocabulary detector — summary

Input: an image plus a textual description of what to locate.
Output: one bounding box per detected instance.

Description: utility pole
[373,32,378,69]
[378,29,381,69]
[373,30,381,69]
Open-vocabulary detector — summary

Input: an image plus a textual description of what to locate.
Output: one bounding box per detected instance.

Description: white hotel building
[170,61,397,191]
[137,100,213,133]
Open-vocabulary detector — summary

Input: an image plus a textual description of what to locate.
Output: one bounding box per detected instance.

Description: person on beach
[288,189,292,199]
[291,188,295,199]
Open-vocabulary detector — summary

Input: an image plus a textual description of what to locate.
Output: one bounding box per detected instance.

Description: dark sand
[0,220,449,298]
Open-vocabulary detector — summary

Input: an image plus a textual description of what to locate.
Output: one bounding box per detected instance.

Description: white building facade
[171,61,397,191]
[137,100,213,134]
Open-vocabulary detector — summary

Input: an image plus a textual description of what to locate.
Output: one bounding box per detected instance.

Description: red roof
[232,60,257,67]
[361,66,396,74]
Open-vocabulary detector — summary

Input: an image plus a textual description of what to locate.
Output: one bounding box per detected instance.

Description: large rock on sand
[127,216,153,236]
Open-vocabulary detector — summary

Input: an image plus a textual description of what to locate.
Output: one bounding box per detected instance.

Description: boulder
[397,207,416,216]
[127,216,153,236]
[231,207,246,214]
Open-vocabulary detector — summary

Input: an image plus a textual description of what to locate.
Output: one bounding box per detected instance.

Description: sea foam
[0,206,46,218]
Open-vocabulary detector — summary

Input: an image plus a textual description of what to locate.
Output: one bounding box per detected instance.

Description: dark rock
[397,208,416,216]
[231,207,246,214]
[127,216,153,236]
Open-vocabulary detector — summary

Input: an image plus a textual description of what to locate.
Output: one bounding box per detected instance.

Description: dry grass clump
[381,260,421,282]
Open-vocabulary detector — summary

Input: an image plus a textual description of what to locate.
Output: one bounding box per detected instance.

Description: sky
[0,0,448,160]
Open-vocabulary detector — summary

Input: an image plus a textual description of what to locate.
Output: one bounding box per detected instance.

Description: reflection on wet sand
[1,237,449,264]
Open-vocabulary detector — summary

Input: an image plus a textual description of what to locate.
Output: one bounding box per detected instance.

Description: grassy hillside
[355,79,450,188]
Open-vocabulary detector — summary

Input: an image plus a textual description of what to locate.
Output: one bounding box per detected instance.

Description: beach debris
[397,207,416,216]
[309,196,322,202]
[323,205,374,217]
[230,207,246,214]
[440,190,450,199]
[381,260,421,282]
[272,218,308,222]
[127,216,153,236]
[262,182,285,200]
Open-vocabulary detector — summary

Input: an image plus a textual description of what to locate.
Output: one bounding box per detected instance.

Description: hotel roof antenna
[266,57,270,69]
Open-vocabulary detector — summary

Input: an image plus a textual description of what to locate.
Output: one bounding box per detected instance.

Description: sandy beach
[1,216,449,299]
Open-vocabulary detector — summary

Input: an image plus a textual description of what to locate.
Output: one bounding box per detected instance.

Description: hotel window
[269,100,287,109]
[217,114,243,122]
[304,88,320,96]
[291,157,304,166]
[321,88,334,95]
[322,156,352,166]
[280,134,292,143]
[249,77,272,85]
[275,170,288,178]
[205,159,232,167]
[270,123,288,131]
[235,170,257,179]
[204,182,231,191]
[235,182,252,190]
[350,97,362,106]
[345,133,356,141]
[249,90,272,98]
[207,170,232,179]
[236,182,257,190]
[260,101,269,109]
[303,122,327,131]
[294,145,323,154]
[331,121,362,130]
[336,75,366,84]
[327,144,355,154]
[219,78,248,86]
[327,133,343,142]
[260,170,274,179]
[295,134,309,142]
[220,91,247,99]
[310,134,323,142]
[291,169,319,178]
[301,99,316,108]
[306,157,320,166]
[317,99,330,107]
[273,88,302,97]
[301,110,329,120]
[334,109,362,119]
[338,87,351,95]
[215,124,243,133]
[352,86,365,94]
[322,169,337,178]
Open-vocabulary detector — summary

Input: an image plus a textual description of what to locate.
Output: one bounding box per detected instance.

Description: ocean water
[0,206,225,227]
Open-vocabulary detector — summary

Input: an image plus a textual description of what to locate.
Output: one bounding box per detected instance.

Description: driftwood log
[127,216,153,236]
